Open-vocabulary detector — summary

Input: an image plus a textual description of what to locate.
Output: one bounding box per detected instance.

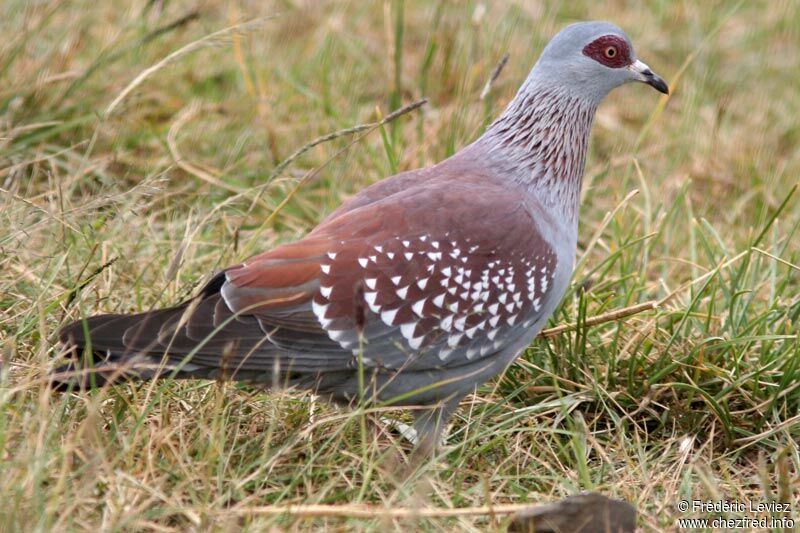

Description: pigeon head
[530,21,668,103]
[478,21,669,223]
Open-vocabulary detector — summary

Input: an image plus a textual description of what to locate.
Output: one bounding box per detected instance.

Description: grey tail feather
[50,273,231,391]
[51,308,202,391]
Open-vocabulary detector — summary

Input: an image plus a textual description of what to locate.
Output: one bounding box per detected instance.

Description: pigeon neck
[477,78,598,226]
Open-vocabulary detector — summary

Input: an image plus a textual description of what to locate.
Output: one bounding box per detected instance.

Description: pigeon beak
[629,59,669,95]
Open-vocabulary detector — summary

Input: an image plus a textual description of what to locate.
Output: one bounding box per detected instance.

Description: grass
[1,0,799,530]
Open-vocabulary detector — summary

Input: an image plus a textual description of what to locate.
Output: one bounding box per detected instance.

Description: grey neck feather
[473,73,599,227]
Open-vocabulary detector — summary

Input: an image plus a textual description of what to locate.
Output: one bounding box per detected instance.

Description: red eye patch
[582,35,631,68]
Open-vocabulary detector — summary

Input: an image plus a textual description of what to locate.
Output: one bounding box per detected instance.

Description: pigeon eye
[583,35,629,68]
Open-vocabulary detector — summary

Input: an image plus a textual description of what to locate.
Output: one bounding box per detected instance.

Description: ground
[1,0,798,530]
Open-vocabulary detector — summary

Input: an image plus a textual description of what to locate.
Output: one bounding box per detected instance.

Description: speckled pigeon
[54,21,668,452]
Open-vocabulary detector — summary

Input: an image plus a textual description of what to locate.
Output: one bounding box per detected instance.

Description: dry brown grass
[2,0,799,530]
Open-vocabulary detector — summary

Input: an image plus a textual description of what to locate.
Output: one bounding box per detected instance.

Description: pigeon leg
[410,397,460,460]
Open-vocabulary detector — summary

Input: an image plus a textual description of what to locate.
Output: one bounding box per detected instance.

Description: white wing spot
[364,292,381,313]
[365,278,377,290]
[432,294,445,307]
[400,322,417,338]
[374,245,383,253]
[417,277,429,290]
[320,286,333,298]
[321,264,331,274]
[381,308,399,326]
[364,291,379,308]
[404,252,414,260]
[329,330,348,341]
[358,257,368,268]
[412,298,426,316]
[438,347,454,361]
[312,300,330,321]
[441,266,452,277]
[440,315,454,331]
[387,252,395,259]
[465,322,484,339]
[327,252,337,260]
[396,286,409,299]
[391,275,402,285]
[447,333,463,347]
